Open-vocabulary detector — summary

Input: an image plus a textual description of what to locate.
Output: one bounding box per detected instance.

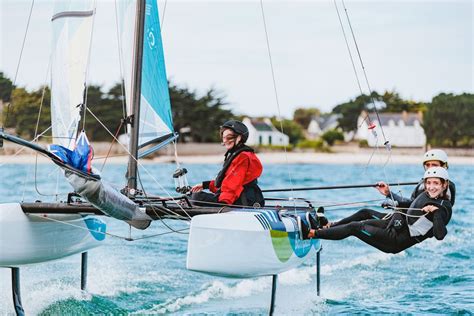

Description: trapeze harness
[337,181,457,225]
[314,192,452,254]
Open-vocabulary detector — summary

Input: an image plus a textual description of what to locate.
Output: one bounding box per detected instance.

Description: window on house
[259,135,263,145]
[269,135,272,145]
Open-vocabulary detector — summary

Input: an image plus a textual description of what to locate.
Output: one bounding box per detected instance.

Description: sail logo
[147,27,156,50]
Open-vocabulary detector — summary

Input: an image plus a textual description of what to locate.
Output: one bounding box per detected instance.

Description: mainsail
[117,0,175,158]
[47,0,174,230]
[51,0,95,149]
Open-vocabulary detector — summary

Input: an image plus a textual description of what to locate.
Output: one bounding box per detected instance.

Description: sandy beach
[1,151,472,165]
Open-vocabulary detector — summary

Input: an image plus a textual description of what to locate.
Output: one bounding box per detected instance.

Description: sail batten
[52,10,94,21]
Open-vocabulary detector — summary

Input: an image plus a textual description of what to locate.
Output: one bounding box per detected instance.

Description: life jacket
[214,144,265,207]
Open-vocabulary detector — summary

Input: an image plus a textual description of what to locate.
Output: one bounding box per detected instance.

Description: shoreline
[1,152,472,165]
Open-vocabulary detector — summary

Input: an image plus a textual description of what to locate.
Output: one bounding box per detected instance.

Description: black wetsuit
[331,181,456,227]
[315,192,452,254]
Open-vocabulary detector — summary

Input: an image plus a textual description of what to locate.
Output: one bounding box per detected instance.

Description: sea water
[0,161,473,315]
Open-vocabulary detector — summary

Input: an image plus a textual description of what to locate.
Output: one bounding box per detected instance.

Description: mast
[127,0,146,192]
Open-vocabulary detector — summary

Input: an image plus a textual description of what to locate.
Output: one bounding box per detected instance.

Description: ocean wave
[140,278,270,314]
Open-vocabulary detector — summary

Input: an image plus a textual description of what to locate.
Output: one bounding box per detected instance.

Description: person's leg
[190,191,219,207]
[331,208,387,227]
[313,221,406,253]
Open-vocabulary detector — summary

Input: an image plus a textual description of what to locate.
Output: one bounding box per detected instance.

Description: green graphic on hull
[270,230,292,263]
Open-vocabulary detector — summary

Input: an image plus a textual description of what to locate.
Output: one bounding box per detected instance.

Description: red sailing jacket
[208,151,263,204]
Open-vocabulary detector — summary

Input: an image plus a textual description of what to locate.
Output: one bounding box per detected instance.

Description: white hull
[187,209,321,278]
[0,203,106,267]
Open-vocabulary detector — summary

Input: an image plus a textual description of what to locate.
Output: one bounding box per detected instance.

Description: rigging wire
[259,0,296,205]
[334,0,402,204]
[85,107,192,220]
[113,0,129,136]
[160,0,168,31]
[340,0,389,148]
[81,0,98,131]
[2,0,35,129]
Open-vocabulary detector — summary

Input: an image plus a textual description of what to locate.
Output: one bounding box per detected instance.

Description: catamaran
[0,1,323,314]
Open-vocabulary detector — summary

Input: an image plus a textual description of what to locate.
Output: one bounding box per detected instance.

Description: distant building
[243,117,289,146]
[306,114,342,139]
[356,110,426,147]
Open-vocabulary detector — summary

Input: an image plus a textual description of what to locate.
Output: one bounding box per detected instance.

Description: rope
[3,0,35,129]
[259,0,296,208]
[28,213,188,241]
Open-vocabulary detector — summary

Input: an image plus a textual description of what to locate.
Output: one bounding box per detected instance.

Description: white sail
[51,0,95,149]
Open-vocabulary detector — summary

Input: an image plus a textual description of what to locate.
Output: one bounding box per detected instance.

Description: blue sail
[139,0,174,148]
[117,0,175,157]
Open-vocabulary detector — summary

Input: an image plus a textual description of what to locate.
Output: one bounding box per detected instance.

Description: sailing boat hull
[186,209,321,278]
[0,203,106,267]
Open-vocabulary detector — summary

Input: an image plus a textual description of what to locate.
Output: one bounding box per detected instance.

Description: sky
[1,0,472,118]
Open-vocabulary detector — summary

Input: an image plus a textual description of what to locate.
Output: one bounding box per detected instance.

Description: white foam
[322,251,404,275]
[141,278,271,314]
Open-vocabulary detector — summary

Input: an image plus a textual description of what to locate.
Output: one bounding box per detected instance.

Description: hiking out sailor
[190,120,265,207]
[300,167,452,254]
[323,149,457,228]
[377,149,456,207]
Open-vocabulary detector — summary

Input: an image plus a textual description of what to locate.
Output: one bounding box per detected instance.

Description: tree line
[0,71,472,147]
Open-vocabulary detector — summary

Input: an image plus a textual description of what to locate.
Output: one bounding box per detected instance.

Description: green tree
[332,93,374,132]
[321,129,344,146]
[6,86,51,139]
[293,107,320,128]
[381,90,426,113]
[424,93,474,147]
[170,85,233,142]
[0,72,15,102]
[270,117,304,145]
[83,85,125,141]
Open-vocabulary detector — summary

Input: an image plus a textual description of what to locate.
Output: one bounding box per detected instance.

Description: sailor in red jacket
[190,120,264,207]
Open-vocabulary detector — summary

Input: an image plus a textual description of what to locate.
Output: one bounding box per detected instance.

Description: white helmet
[423,167,449,181]
[423,149,448,168]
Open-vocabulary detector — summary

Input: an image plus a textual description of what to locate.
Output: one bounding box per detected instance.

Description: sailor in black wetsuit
[300,167,452,254]
[325,149,456,228]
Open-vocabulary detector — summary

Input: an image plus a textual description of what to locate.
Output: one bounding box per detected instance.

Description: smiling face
[221,128,241,150]
[425,177,448,198]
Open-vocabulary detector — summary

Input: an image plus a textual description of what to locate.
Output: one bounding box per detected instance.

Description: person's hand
[376,181,390,196]
[422,205,439,213]
[190,184,203,193]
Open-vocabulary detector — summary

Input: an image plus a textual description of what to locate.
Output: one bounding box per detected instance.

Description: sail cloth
[51,1,95,149]
[50,132,151,230]
[117,0,175,157]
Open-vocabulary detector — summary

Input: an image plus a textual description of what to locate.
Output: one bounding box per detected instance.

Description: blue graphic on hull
[84,217,107,241]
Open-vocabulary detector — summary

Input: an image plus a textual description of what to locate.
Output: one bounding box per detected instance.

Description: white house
[243,117,289,146]
[356,110,426,147]
[306,114,342,139]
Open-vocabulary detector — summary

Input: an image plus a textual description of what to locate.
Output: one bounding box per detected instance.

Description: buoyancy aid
[204,144,264,206]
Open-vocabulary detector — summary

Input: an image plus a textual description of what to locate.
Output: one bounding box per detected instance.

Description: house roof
[319,114,341,130]
[365,112,422,126]
[251,120,273,131]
